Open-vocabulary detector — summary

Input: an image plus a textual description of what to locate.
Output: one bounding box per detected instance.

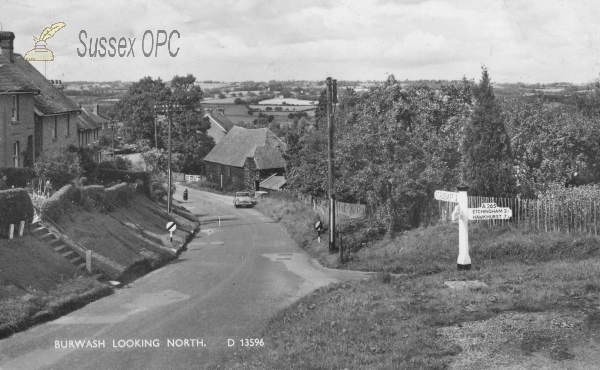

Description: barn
[203,126,286,191]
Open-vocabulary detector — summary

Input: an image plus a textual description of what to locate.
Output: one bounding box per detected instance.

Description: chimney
[93,103,99,115]
[51,79,64,93]
[217,106,225,115]
[0,31,15,63]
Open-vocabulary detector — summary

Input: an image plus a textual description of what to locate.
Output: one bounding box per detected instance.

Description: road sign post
[435,186,512,271]
[456,184,471,270]
[166,221,177,242]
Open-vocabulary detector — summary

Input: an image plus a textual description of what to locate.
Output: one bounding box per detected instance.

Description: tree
[111,77,170,145]
[218,93,226,99]
[462,67,516,196]
[34,149,82,190]
[113,74,214,175]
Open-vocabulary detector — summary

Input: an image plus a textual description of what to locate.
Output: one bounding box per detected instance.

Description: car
[234,191,253,208]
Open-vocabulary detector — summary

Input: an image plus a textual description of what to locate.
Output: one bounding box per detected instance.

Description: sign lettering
[434,190,458,203]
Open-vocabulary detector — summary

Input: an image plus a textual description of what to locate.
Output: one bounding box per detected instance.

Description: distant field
[196,83,232,89]
[534,88,564,93]
[258,98,316,105]
[249,104,316,112]
[203,96,239,103]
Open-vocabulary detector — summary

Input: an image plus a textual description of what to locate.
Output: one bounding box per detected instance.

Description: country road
[0,186,371,370]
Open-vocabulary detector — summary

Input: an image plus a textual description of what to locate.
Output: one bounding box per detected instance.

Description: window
[66,114,70,136]
[11,95,19,121]
[13,141,20,167]
[53,116,58,139]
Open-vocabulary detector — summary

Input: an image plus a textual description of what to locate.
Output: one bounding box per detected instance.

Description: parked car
[234,191,253,208]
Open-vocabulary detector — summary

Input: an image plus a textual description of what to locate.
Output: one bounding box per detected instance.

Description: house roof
[78,107,102,130]
[0,52,80,115]
[260,174,287,190]
[82,106,110,125]
[204,126,286,169]
[204,111,234,132]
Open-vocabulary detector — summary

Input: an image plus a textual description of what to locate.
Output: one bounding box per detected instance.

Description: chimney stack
[0,31,15,63]
[51,79,64,93]
[93,103,99,115]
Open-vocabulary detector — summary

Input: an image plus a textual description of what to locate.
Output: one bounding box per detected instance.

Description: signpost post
[434,185,512,270]
[315,221,324,243]
[456,185,470,270]
[166,221,177,242]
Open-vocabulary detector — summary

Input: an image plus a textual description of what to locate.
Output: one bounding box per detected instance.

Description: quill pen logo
[24,22,66,61]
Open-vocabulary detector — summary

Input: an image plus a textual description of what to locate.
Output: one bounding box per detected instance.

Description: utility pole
[110,121,115,160]
[154,116,158,149]
[326,77,338,256]
[154,103,184,214]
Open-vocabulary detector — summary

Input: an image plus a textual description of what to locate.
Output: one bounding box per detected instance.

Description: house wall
[205,161,245,189]
[40,112,78,155]
[0,93,35,167]
[78,128,98,147]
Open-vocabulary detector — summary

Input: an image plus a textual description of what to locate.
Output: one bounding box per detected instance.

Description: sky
[2,0,600,84]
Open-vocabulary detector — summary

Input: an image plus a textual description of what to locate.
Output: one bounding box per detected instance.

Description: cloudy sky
[2,0,600,83]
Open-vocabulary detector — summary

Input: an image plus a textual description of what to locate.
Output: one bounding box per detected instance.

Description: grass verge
[0,276,112,339]
[211,195,600,369]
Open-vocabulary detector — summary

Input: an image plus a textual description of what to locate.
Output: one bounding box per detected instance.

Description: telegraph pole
[154,103,184,214]
[326,77,338,255]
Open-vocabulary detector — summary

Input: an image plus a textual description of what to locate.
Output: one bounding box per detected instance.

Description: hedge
[97,169,151,197]
[105,183,131,207]
[0,167,37,189]
[40,184,76,221]
[0,189,34,238]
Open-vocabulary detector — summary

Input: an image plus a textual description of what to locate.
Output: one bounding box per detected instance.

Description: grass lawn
[204,195,600,369]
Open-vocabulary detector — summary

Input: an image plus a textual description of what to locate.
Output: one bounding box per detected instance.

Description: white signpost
[468,203,512,220]
[434,190,458,203]
[435,186,512,270]
[166,221,177,242]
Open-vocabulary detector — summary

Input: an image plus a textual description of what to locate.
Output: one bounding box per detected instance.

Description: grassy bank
[0,277,111,339]
[0,193,199,339]
[210,195,600,369]
[0,235,112,339]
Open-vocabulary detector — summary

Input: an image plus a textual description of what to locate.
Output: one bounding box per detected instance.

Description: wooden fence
[296,193,367,219]
[438,196,600,234]
[172,172,203,182]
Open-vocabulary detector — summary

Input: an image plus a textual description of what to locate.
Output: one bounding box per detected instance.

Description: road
[0,186,371,369]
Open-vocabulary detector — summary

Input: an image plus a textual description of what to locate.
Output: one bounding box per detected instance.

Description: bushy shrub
[114,156,132,171]
[0,167,37,189]
[0,189,34,238]
[98,160,118,170]
[34,151,82,190]
[97,169,151,197]
[79,185,106,211]
[40,184,76,221]
[105,183,131,207]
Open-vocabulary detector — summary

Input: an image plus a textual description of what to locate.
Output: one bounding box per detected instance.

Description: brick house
[204,126,286,191]
[0,31,79,167]
[77,106,102,162]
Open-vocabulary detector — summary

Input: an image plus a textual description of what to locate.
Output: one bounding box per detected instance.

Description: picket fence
[437,195,600,234]
[172,172,203,182]
[294,191,600,235]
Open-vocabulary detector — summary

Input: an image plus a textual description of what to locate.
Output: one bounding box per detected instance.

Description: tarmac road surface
[0,186,371,370]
